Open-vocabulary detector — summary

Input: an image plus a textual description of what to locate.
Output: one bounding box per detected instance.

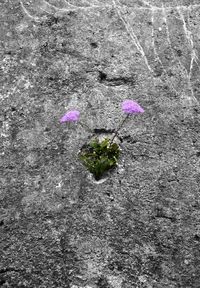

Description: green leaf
[79,137,120,180]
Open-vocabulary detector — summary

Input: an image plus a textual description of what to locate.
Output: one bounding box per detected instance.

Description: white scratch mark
[41,0,71,12]
[41,0,109,12]
[162,3,199,104]
[20,0,200,20]
[162,4,173,50]
[21,0,110,16]
[151,8,162,66]
[141,0,157,9]
[151,7,179,96]
[1,121,10,138]
[81,0,101,5]
[152,3,200,11]
[64,0,101,6]
[175,5,199,104]
[63,0,84,8]
[112,0,153,73]
[176,6,199,80]
[20,0,41,22]
[118,3,200,11]
[141,0,152,7]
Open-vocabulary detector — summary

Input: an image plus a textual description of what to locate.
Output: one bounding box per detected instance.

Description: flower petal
[122,100,144,114]
[60,110,80,123]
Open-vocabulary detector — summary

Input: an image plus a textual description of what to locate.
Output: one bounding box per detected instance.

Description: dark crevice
[153,207,176,222]
[0,267,21,274]
[194,235,200,241]
[108,261,123,271]
[98,71,107,81]
[93,128,115,134]
[154,214,176,222]
[0,278,6,285]
[106,76,136,86]
[98,71,136,86]
[40,15,59,27]
[105,191,114,201]
[97,276,110,288]
[90,42,98,48]
[122,135,138,144]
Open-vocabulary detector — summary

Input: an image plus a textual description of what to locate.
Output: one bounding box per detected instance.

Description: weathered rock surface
[1,0,200,287]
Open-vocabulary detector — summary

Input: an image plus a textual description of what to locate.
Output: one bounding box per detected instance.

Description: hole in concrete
[97,276,110,288]
[98,71,107,82]
[90,42,98,48]
[0,278,6,285]
[176,49,182,56]
[79,131,121,181]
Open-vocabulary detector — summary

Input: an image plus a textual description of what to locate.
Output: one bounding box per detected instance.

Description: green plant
[78,137,120,180]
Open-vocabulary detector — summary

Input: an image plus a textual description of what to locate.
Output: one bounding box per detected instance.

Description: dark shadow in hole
[97,276,110,288]
[93,128,115,134]
[90,42,98,48]
[98,71,107,82]
[0,278,6,285]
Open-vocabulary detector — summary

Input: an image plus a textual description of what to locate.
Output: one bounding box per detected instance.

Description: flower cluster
[60,110,80,123]
[121,100,144,114]
[60,99,145,180]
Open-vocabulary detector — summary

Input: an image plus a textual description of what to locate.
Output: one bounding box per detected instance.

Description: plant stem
[109,114,130,145]
[78,121,93,134]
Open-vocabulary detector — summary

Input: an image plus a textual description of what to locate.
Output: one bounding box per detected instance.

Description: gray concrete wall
[1,0,200,287]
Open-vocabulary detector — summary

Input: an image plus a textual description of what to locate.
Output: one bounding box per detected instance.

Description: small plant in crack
[60,100,144,180]
[79,137,120,180]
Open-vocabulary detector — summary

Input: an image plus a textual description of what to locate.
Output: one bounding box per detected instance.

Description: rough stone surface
[1,0,200,287]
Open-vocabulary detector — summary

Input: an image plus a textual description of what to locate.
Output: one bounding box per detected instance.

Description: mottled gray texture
[1,0,200,287]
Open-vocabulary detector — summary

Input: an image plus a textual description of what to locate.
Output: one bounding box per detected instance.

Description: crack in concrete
[98,71,136,86]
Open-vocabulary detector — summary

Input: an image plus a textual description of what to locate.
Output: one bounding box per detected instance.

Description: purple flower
[122,100,144,114]
[60,110,80,123]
